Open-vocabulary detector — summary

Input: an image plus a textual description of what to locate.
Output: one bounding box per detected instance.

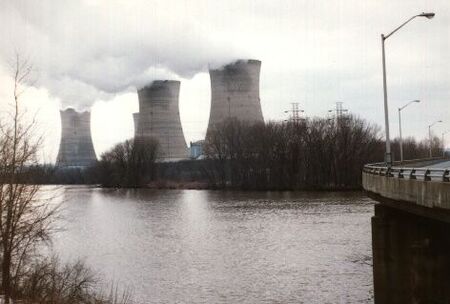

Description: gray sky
[0,0,449,162]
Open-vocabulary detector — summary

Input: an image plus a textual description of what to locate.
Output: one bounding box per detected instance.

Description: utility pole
[429,120,442,158]
[398,100,420,163]
[442,131,449,158]
[380,12,435,167]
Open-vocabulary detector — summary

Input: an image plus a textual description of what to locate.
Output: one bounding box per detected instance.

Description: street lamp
[429,120,442,158]
[381,12,435,166]
[442,131,450,157]
[398,100,420,163]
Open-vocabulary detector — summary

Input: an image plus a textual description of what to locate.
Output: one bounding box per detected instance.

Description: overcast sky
[0,0,449,162]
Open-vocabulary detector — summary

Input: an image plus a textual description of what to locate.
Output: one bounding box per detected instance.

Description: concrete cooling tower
[133,112,141,138]
[207,59,264,133]
[136,80,188,159]
[56,108,97,167]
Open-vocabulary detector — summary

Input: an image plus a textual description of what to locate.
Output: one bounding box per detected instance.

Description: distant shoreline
[41,181,362,192]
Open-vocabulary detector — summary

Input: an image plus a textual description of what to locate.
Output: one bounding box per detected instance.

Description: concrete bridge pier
[372,204,450,303]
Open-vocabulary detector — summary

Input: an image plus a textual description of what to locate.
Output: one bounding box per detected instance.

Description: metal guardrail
[363,162,450,182]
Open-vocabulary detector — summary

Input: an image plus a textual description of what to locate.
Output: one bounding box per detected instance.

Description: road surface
[424,160,450,169]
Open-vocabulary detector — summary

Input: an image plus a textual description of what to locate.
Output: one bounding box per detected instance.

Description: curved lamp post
[398,100,420,163]
[381,12,435,166]
[429,120,442,158]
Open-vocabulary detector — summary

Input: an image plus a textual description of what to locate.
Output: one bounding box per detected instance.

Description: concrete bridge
[363,158,450,304]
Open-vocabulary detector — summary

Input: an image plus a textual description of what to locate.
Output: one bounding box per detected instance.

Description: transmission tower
[328,102,348,120]
[285,102,305,123]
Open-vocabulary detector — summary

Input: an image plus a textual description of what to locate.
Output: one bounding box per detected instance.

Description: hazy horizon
[0,0,449,162]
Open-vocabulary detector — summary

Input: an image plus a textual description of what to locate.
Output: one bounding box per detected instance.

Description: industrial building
[135,80,188,160]
[207,59,264,133]
[189,140,205,159]
[56,108,97,167]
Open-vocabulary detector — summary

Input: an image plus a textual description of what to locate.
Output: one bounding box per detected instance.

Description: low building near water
[189,140,205,159]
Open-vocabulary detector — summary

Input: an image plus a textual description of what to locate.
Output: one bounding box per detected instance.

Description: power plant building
[56,108,97,167]
[207,59,264,133]
[135,80,188,160]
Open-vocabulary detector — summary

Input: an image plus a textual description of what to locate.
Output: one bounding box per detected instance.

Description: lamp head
[413,99,420,103]
[418,12,435,19]
[429,120,442,128]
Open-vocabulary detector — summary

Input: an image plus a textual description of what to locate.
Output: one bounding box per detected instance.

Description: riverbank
[24,163,364,191]
[93,180,361,192]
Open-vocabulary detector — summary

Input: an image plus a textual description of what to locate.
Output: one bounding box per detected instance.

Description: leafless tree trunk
[0,53,58,303]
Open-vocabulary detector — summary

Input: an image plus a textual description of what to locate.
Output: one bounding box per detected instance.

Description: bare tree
[0,53,58,303]
[204,115,384,190]
[95,138,159,187]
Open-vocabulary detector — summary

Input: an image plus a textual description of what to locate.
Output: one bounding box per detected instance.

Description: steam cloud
[0,0,247,110]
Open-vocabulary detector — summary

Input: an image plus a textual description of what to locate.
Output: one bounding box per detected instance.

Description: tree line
[92,138,159,187]
[19,115,445,191]
[202,116,444,190]
[20,115,445,190]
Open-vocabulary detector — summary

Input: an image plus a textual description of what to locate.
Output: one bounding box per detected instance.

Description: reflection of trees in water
[348,254,372,266]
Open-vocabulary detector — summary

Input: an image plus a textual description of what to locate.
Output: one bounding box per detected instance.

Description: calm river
[51,187,374,303]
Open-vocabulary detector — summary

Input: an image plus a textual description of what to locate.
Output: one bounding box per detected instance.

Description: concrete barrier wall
[363,172,450,210]
[364,164,450,303]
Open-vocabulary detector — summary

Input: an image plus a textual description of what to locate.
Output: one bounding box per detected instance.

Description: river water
[51,187,374,304]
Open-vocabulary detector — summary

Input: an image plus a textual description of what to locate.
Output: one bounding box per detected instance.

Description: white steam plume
[0,0,248,110]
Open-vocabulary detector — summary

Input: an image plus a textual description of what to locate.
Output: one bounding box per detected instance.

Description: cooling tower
[207,59,264,132]
[133,112,140,138]
[56,108,97,167]
[136,80,188,159]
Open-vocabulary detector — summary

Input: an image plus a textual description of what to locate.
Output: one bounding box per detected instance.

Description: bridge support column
[372,204,450,303]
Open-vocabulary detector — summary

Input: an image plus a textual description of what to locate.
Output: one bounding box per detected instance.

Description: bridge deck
[421,160,450,169]
[365,158,450,303]
[363,158,450,222]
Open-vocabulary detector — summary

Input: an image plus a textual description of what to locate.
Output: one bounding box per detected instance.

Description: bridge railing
[363,162,450,183]
[363,158,450,214]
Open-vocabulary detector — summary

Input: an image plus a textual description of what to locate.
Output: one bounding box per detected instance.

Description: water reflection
[52,187,374,303]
